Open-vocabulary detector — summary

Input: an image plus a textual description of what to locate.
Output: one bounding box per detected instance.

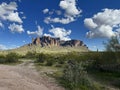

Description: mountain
[29,36,88,48]
[2,36,89,55]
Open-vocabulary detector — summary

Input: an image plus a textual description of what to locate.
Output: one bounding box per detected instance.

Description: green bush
[88,52,120,73]
[61,60,93,90]
[45,59,54,66]
[25,51,37,59]
[0,55,6,63]
[36,53,46,63]
[6,52,19,63]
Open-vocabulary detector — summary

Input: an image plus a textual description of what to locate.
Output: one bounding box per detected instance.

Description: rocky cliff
[29,36,87,48]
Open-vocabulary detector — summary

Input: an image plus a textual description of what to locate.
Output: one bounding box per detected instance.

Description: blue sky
[0,0,120,51]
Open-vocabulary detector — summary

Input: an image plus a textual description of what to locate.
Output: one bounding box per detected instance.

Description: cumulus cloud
[18,0,21,2]
[84,8,120,38]
[43,8,49,14]
[22,16,26,19]
[55,10,62,15]
[7,12,22,23]
[43,33,52,37]
[8,23,24,33]
[44,17,75,24]
[59,0,81,17]
[49,27,71,41]
[0,22,3,28]
[27,25,72,41]
[0,2,24,33]
[84,18,97,30]
[0,2,22,23]
[27,25,43,36]
[44,0,82,24]
[43,9,61,15]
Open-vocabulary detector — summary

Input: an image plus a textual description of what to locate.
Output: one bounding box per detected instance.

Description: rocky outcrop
[32,36,60,47]
[31,36,87,48]
[60,40,84,47]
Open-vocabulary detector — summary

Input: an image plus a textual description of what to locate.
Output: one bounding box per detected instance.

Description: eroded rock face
[31,36,87,48]
[36,37,41,45]
[60,40,84,47]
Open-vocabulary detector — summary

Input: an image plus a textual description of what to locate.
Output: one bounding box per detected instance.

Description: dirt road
[0,60,64,90]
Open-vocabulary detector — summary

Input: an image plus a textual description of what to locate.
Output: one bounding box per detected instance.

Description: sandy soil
[0,60,64,90]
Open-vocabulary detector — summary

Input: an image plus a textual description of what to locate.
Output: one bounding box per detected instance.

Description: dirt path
[0,60,64,90]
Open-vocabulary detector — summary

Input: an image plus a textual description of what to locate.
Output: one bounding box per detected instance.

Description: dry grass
[0,45,89,55]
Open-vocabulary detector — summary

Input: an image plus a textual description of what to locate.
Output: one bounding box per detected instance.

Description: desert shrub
[101,52,117,64]
[57,59,65,64]
[88,52,120,73]
[0,55,6,63]
[45,54,56,66]
[66,52,81,61]
[91,52,115,63]
[55,64,63,67]
[115,52,120,63]
[36,53,46,63]
[61,60,93,90]
[54,52,83,65]
[25,51,37,59]
[6,52,19,63]
[45,59,54,66]
[54,55,65,65]
[0,58,6,63]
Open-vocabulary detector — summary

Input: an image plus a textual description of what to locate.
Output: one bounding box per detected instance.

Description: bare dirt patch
[0,60,64,90]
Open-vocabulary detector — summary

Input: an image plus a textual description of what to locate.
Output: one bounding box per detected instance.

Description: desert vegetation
[0,37,120,90]
[0,52,21,64]
[0,50,120,89]
[33,51,120,90]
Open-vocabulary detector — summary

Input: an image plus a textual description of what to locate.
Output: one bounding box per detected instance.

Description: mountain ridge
[0,36,89,55]
[28,36,88,48]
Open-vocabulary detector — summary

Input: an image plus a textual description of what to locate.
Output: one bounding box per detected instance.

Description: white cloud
[59,0,81,17]
[27,25,72,41]
[0,2,24,33]
[84,18,97,30]
[18,0,21,2]
[49,27,71,41]
[27,25,43,36]
[43,9,61,15]
[48,11,54,15]
[44,0,82,24]
[84,9,120,38]
[43,33,52,37]
[44,17,75,24]
[55,10,62,15]
[0,2,22,23]
[0,22,3,28]
[7,12,22,23]
[22,16,26,19]
[8,23,24,33]
[43,8,49,14]
[20,12,24,14]
[0,44,7,50]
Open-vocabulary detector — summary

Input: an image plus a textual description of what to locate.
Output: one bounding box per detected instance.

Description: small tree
[104,36,120,52]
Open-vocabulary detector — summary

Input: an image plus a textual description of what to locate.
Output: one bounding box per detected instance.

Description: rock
[35,37,41,45]
[60,40,84,47]
[31,36,87,48]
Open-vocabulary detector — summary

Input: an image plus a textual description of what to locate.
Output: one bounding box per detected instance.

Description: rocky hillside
[3,36,89,55]
[29,36,88,48]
